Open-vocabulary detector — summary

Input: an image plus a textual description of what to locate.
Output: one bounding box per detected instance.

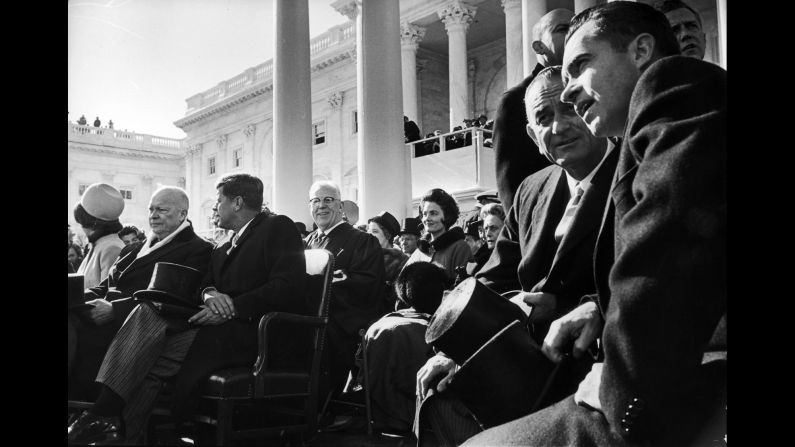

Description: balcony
[407,127,495,203]
[68,123,185,156]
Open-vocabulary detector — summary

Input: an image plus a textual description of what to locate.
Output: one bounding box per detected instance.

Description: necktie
[225,232,239,255]
[315,232,328,248]
[554,185,584,242]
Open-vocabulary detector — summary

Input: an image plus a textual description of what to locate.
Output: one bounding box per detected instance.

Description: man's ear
[630,33,655,69]
[233,196,243,211]
[526,123,539,147]
[531,40,546,56]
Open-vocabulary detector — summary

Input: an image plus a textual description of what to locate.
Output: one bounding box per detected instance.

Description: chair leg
[216,399,233,446]
[362,339,373,436]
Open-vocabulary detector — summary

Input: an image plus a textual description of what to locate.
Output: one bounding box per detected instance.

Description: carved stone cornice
[437,1,477,33]
[311,46,356,72]
[69,143,183,161]
[333,0,359,20]
[327,91,345,110]
[400,23,426,50]
[174,84,274,128]
[185,143,203,156]
[243,124,256,138]
[216,134,227,148]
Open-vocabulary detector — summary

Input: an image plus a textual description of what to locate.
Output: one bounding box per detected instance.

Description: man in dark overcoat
[68,174,306,444]
[69,186,213,400]
[464,3,726,445]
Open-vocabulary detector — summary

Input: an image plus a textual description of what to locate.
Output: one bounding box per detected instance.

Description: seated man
[68,173,307,444]
[304,180,386,398]
[465,3,725,445]
[363,262,450,434]
[415,65,619,446]
[68,186,213,400]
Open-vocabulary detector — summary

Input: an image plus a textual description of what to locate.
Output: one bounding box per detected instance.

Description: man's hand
[520,292,558,324]
[86,299,114,325]
[204,291,236,319]
[574,362,603,412]
[188,306,228,326]
[542,301,603,363]
[416,353,458,400]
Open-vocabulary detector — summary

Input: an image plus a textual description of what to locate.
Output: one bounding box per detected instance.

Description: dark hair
[394,261,451,314]
[118,225,140,239]
[73,203,123,242]
[420,188,460,229]
[216,173,264,211]
[567,2,680,59]
[653,0,702,27]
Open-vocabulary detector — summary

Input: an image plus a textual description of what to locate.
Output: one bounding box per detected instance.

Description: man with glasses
[304,180,386,398]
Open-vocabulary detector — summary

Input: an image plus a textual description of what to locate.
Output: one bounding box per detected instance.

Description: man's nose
[561,82,577,105]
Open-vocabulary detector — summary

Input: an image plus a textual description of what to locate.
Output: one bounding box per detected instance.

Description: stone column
[521,0,545,76]
[273,0,312,225]
[327,91,346,185]
[400,22,425,124]
[184,147,194,220]
[716,0,726,69]
[501,0,523,87]
[574,0,600,13]
[438,0,477,131]
[357,0,410,220]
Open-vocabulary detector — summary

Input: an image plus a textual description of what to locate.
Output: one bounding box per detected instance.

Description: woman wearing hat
[418,188,472,281]
[73,183,125,288]
[367,210,409,310]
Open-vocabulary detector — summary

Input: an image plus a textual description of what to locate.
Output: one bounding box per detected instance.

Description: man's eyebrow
[565,53,589,75]
[553,23,569,32]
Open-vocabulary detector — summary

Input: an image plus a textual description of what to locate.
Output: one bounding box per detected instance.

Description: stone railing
[185,21,355,113]
[68,123,185,154]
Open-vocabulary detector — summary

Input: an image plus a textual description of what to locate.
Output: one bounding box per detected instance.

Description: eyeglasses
[308,196,337,206]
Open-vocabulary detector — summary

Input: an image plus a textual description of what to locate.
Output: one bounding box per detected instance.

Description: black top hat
[368,211,400,239]
[132,262,203,309]
[425,277,527,365]
[464,219,483,239]
[68,273,94,311]
[447,320,595,428]
[398,217,422,237]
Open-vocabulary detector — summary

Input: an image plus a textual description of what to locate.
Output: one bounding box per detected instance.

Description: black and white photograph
[67,0,726,445]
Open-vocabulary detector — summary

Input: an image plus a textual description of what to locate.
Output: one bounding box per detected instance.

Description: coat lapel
[121,225,197,276]
[551,145,620,264]
[218,213,267,273]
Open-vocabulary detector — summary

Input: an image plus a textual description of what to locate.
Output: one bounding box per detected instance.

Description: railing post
[439,135,446,153]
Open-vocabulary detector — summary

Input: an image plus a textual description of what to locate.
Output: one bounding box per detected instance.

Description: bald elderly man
[69,186,213,401]
[493,8,574,212]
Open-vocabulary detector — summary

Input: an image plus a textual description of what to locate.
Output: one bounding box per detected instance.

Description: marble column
[574,0,600,13]
[357,0,410,220]
[716,0,726,69]
[501,0,523,87]
[273,0,312,225]
[438,0,477,131]
[400,22,425,124]
[521,0,545,76]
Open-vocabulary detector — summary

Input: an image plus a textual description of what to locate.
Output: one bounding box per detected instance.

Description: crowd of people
[68,1,724,445]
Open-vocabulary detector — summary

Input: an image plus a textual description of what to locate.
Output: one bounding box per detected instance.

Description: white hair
[309,180,341,199]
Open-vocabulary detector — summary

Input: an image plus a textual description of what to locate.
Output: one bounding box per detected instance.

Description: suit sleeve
[233,216,307,320]
[476,189,523,293]
[599,59,726,440]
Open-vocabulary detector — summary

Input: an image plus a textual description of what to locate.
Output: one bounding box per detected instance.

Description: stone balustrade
[68,123,185,154]
[185,21,355,114]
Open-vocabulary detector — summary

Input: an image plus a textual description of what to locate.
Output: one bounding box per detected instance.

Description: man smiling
[464,2,725,445]
[304,180,385,398]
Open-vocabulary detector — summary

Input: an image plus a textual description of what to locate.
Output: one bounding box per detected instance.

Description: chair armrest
[253,312,328,378]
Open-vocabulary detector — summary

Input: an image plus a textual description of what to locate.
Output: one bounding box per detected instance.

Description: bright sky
[68,0,350,139]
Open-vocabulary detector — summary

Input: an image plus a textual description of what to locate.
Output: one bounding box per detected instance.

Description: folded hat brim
[68,303,96,312]
[133,290,200,309]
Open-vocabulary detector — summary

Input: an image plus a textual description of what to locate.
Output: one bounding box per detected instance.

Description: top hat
[398,217,422,237]
[68,273,94,311]
[464,219,483,239]
[368,211,400,239]
[79,183,125,221]
[447,320,596,428]
[474,190,500,205]
[425,277,527,365]
[132,262,203,309]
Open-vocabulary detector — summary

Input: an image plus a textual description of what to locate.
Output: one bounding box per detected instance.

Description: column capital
[327,91,345,110]
[500,0,521,12]
[332,0,360,21]
[243,124,256,138]
[216,134,227,148]
[400,22,426,50]
[437,0,477,33]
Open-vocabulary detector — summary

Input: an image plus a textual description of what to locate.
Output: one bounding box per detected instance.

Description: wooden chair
[189,248,335,445]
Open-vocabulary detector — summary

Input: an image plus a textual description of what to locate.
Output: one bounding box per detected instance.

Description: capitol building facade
[68,0,725,238]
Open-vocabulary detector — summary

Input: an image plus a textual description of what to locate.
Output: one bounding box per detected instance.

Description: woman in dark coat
[367,211,408,310]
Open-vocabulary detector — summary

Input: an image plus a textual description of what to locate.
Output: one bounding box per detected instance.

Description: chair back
[304,248,334,320]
